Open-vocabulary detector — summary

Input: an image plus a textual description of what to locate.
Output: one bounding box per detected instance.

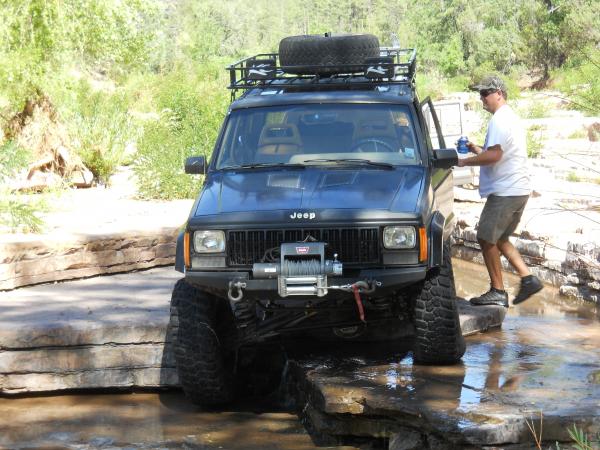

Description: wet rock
[457,300,505,336]
[389,428,423,450]
[559,284,600,304]
[89,436,115,447]
[0,230,178,290]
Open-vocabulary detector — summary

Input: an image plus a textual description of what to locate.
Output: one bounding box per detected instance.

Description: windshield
[215,104,420,169]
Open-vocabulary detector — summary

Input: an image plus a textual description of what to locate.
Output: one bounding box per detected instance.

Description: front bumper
[184,266,427,297]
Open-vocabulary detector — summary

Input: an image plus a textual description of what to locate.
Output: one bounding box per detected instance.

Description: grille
[227,228,380,266]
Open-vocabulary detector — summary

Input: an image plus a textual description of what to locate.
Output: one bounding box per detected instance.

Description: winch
[252,242,342,297]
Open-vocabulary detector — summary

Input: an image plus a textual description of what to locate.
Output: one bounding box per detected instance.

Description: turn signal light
[419,227,427,262]
[184,232,191,269]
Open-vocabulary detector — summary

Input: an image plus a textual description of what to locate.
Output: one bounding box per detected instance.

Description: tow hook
[352,284,366,323]
[329,280,381,323]
[228,281,247,302]
[329,279,381,294]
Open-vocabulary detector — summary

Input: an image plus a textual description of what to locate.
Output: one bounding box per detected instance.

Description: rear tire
[413,241,465,365]
[171,279,236,405]
[279,34,380,75]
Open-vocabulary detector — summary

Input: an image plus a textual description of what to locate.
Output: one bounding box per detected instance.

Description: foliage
[520,0,600,82]
[527,128,543,158]
[1,0,600,202]
[568,128,588,139]
[567,424,600,450]
[567,171,581,182]
[553,47,600,115]
[0,141,45,232]
[65,81,140,185]
[133,63,229,199]
[523,101,548,120]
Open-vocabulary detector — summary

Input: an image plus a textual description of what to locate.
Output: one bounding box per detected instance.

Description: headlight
[193,230,225,253]
[383,226,416,249]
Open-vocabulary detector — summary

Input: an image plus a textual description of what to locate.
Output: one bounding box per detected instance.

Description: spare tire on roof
[279,33,380,75]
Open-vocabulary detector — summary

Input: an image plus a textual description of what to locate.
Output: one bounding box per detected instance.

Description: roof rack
[226,47,416,99]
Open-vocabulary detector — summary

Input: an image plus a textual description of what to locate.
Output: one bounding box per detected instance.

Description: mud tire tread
[279,34,380,75]
[413,241,466,365]
[171,279,235,405]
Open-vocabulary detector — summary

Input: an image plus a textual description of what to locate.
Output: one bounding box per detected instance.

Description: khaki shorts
[477,194,529,244]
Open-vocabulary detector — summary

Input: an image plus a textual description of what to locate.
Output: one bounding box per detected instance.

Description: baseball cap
[469,75,507,93]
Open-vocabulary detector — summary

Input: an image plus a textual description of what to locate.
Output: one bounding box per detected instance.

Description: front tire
[413,241,465,364]
[171,279,235,405]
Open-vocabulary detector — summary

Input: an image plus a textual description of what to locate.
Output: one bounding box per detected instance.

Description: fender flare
[429,211,445,268]
[175,231,185,273]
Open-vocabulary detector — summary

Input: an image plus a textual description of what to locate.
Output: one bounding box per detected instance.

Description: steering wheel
[351,138,396,153]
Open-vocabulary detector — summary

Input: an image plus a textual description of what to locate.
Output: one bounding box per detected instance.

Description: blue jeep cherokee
[171,34,464,405]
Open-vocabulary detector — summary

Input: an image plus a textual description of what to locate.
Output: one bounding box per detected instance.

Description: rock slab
[0,268,503,394]
[0,229,179,290]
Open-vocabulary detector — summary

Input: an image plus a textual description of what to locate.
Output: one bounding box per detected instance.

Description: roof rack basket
[226,47,416,99]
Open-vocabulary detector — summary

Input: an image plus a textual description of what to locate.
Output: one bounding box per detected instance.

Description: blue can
[457,136,469,154]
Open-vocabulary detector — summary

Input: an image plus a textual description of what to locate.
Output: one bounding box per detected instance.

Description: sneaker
[513,275,543,305]
[470,288,509,308]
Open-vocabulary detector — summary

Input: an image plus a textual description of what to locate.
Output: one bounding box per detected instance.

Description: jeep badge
[290,212,316,219]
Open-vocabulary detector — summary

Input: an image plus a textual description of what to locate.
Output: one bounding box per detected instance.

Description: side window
[420,98,446,150]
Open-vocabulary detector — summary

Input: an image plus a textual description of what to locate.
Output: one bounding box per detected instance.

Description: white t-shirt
[479,104,531,198]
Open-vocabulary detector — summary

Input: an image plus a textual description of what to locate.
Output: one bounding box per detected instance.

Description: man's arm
[457,144,502,167]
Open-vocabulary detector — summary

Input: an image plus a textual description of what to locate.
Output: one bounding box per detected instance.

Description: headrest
[353,118,396,139]
[258,124,302,145]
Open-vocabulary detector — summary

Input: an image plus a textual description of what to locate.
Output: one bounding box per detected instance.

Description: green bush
[553,48,600,116]
[0,141,46,232]
[133,62,229,199]
[568,128,588,139]
[65,81,140,184]
[526,128,543,158]
[523,101,547,119]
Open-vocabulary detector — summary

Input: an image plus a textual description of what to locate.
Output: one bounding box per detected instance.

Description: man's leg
[470,238,509,307]
[479,238,504,290]
[470,196,509,306]
[496,237,543,304]
[496,239,530,277]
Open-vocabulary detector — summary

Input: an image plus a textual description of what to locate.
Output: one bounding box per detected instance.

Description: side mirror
[432,149,458,169]
[185,156,206,174]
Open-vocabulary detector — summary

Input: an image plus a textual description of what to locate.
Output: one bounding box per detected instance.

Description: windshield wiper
[220,162,306,170]
[301,158,394,169]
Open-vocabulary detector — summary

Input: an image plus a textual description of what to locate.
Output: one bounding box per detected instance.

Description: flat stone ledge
[0,228,180,290]
[0,268,503,395]
[0,267,181,394]
[458,300,505,336]
[286,349,600,449]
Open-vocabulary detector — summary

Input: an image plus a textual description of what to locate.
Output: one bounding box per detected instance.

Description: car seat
[257,123,303,156]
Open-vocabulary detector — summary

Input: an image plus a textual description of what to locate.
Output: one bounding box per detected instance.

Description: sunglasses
[480,89,498,97]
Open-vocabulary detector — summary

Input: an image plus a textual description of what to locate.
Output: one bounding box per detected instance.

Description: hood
[194,166,425,217]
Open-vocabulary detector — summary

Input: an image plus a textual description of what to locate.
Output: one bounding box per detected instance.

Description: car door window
[420,97,446,150]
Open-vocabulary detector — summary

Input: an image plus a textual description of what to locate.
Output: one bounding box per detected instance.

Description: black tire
[279,34,380,75]
[171,279,235,405]
[413,241,465,365]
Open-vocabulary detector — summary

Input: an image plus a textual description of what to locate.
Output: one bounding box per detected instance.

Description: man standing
[457,75,543,307]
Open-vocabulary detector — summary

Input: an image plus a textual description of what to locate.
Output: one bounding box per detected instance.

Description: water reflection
[455,259,600,421]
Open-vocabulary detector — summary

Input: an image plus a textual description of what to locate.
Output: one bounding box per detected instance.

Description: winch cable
[283,259,321,276]
[352,284,366,323]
